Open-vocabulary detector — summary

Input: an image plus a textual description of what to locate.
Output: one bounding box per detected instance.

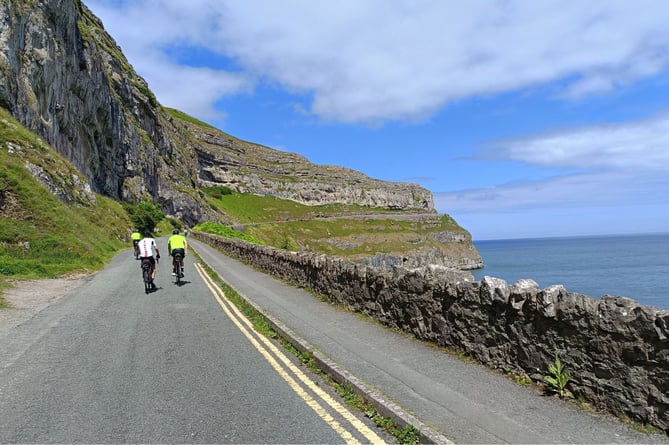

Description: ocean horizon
[472,232,669,310]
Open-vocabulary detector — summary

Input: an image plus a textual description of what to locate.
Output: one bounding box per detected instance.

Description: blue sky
[85,0,669,240]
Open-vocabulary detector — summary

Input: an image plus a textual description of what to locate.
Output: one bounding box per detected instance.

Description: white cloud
[86,0,252,120]
[438,111,669,219]
[435,170,669,215]
[139,60,251,121]
[487,113,669,171]
[450,203,669,240]
[86,0,669,124]
[434,167,669,239]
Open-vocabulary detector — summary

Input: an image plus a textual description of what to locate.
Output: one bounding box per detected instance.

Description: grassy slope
[197,186,469,258]
[0,108,131,306]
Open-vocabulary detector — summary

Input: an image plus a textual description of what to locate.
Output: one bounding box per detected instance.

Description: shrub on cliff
[125,201,165,234]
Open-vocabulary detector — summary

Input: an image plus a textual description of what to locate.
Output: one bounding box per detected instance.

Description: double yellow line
[194,262,385,445]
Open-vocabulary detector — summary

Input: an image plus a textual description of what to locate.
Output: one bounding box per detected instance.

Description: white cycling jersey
[138,237,157,258]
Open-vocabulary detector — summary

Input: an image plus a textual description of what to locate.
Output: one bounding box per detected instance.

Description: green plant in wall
[544,351,572,399]
[279,232,299,251]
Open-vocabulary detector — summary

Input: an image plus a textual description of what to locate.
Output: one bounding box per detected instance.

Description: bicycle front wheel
[143,268,151,293]
[174,257,182,285]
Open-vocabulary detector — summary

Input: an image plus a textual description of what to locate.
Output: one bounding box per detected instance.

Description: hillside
[0,0,483,278]
[0,107,129,303]
[196,188,481,270]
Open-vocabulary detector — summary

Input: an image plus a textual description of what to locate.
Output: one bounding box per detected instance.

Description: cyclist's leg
[150,257,156,282]
[143,263,150,293]
[173,249,184,276]
[141,259,152,291]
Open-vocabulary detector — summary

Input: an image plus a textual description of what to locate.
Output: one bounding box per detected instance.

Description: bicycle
[141,258,153,293]
[141,256,159,293]
[173,252,183,285]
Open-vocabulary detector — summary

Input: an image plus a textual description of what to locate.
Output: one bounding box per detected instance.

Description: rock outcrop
[0,0,213,225]
[191,114,435,211]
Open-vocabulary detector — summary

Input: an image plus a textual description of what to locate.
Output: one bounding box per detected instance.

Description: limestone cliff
[0,0,212,225]
[0,0,482,269]
[191,123,433,210]
[0,0,433,221]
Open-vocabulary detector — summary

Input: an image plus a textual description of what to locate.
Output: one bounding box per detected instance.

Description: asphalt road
[0,245,389,444]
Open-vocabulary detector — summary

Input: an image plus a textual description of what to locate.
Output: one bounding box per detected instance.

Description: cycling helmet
[173,229,180,234]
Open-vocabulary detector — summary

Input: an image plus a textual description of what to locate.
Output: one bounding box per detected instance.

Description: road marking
[195,263,385,445]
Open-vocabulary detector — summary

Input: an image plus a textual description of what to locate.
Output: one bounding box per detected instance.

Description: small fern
[544,351,572,398]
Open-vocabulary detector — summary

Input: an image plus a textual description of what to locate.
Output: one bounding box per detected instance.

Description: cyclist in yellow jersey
[131,230,142,258]
[167,229,188,277]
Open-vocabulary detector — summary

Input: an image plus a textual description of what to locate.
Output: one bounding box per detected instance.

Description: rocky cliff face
[0,0,213,225]
[0,0,434,223]
[0,0,481,268]
[191,124,434,210]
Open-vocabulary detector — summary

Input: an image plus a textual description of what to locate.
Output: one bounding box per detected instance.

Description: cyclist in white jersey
[138,230,160,288]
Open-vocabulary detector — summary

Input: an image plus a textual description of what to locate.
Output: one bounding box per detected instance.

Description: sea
[471,232,669,310]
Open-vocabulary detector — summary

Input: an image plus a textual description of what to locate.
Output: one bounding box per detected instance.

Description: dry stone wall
[194,231,669,432]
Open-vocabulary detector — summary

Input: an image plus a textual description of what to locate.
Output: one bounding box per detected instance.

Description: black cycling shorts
[141,257,155,267]
[171,248,185,257]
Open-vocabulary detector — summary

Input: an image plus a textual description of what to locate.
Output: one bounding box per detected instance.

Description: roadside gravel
[0,274,90,328]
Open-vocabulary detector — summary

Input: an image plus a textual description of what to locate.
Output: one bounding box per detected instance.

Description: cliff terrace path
[190,237,669,444]
[236,210,444,225]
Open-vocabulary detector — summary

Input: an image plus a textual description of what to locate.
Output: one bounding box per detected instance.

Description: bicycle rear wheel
[174,254,182,285]
[143,268,151,293]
